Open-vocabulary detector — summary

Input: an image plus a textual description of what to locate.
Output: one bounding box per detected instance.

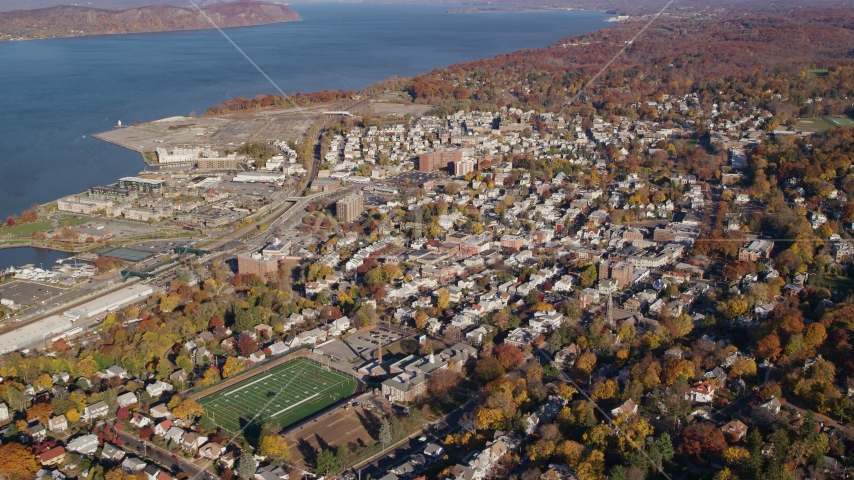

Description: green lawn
[0,216,89,236]
[821,275,854,290]
[0,221,55,236]
[796,116,854,133]
[198,358,357,437]
[808,68,829,77]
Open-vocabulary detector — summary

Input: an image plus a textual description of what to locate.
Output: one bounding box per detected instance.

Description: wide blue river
[0,3,607,268]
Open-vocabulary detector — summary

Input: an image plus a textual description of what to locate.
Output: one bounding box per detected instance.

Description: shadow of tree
[297,437,319,468]
[315,433,335,454]
[238,417,262,448]
[355,409,381,440]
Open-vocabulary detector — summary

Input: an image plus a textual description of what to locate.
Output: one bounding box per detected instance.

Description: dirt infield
[284,402,381,471]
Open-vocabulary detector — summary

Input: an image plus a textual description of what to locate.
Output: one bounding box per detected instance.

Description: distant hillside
[0,1,300,40]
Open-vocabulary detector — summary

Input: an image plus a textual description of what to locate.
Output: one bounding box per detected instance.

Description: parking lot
[315,326,403,362]
[0,281,65,306]
[346,326,402,358]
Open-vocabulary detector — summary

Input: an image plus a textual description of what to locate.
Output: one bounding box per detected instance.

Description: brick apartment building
[336,191,365,223]
[599,260,635,289]
[419,150,463,172]
[237,253,279,281]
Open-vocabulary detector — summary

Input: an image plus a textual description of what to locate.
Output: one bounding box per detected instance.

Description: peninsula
[0,1,300,41]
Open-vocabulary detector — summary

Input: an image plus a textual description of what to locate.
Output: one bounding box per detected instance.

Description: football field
[198,358,357,434]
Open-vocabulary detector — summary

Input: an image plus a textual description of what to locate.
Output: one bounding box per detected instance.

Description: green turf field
[198,358,357,435]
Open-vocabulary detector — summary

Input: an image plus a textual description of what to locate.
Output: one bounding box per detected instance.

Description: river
[0,3,608,220]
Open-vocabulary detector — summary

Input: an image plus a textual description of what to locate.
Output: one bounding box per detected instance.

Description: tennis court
[198,358,357,435]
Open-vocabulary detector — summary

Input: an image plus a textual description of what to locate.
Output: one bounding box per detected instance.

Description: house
[254,324,274,339]
[150,404,171,419]
[283,335,301,350]
[554,344,579,366]
[143,464,159,480]
[220,450,238,469]
[465,325,493,346]
[83,401,109,420]
[423,443,445,464]
[101,443,126,462]
[689,405,713,421]
[48,415,68,432]
[117,392,138,408]
[824,456,840,474]
[36,468,67,480]
[610,399,639,417]
[504,327,536,349]
[756,397,782,415]
[180,431,208,452]
[254,464,290,480]
[67,434,99,455]
[28,423,47,442]
[249,351,266,363]
[169,369,188,384]
[39,446,67,466]
[685,381,716,403]
[525,396,567,435]
[130,413,151,429]
[122,457,147,473]
[146,381,173,398]
[0,402,9,422]
[721,420,748,441]
[199,442,224,460]
[164,426,185,444]
[154,419,174,437]
[105,365,128,379]
[268,341,288,356]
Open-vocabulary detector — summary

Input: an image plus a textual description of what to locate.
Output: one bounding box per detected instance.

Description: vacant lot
[284,401,382,471]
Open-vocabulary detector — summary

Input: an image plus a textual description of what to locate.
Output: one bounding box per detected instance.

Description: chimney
[429,353,435,364]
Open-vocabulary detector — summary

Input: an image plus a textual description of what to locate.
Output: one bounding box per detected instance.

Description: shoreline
[0,4,613,221]
[447,6,606,14]
[0,18,301,43]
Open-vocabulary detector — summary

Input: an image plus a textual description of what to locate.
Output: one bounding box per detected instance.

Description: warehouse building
[0,284,154,353]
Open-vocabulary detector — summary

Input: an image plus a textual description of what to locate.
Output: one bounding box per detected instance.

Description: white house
[685,381,716,403]
[117,392,138,408]
[146,381,173,398]
[48,415,68,432]
[83,401,109,421]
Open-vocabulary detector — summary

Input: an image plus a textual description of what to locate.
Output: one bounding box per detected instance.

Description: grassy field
[0,217,89,236]
[198,358,357,437]
[796,116,854,133]
[821,275,854,290]
[808,68,829,77]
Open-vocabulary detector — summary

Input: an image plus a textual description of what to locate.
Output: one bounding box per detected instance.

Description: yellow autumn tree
[475,407,505,431]
[722,446,750,464]
[222,357,245,379]
[66,407,81,424]
[258,433,291,461]
[171,398,204,423]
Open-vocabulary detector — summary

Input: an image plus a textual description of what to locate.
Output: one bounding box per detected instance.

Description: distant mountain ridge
[0,1,300,40]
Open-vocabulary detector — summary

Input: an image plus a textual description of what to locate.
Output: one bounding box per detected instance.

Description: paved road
[116,429,217,480]
[354,399,473,480]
